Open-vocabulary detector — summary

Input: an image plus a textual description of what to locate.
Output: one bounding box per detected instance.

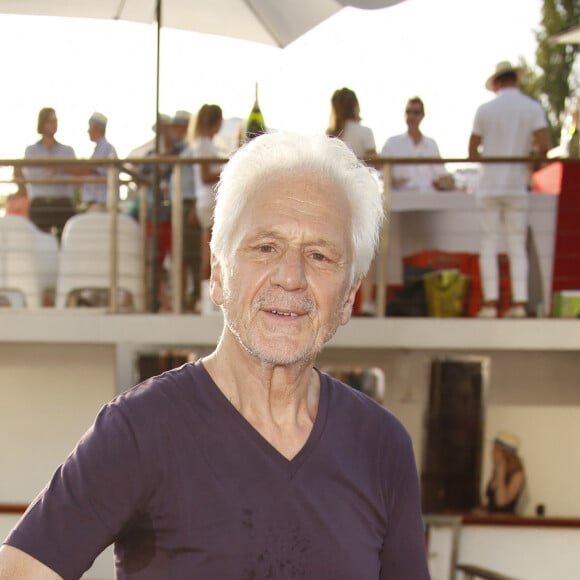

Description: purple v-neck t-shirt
[6,362,429,579]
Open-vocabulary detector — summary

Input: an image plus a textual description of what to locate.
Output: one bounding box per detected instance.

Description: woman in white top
[327,88,377,315]
[326,87,376,162]
[192,104,224,280]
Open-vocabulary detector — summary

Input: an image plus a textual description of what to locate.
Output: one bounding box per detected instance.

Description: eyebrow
[246,230,345,254]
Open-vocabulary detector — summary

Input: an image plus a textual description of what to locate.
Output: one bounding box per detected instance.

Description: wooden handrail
[0,155,577,169]
[456,563,520,580]
[0,503,27,514]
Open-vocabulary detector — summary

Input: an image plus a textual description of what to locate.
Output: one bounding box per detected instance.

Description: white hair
[210,132,384,284]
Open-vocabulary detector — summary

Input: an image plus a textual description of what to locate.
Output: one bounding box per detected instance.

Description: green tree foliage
[520,0,579,148]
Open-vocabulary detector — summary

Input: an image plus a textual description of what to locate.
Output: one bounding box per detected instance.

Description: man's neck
[202,334,320,459]
[407,128,423,145]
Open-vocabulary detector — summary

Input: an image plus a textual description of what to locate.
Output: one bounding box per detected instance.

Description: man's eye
[311,252,329,262]
[257,245,275,253]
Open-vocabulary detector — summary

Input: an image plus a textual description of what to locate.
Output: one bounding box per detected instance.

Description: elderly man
[0,133,429,579]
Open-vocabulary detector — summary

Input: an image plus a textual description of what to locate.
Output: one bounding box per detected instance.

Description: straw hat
[494,430,521,454]
[485,61,524,91]
[172,109,192,126]
[151,113,172,131]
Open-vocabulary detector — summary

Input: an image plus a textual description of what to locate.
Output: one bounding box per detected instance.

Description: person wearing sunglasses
[381,96,453,192]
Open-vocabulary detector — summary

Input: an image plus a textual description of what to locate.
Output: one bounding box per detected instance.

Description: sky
[0,0,543,187]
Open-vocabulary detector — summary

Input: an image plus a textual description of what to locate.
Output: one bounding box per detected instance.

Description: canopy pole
[149,0,163,311]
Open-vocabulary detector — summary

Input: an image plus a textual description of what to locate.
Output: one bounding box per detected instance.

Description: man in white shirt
[80,112,117,208]
[469,61,550,319]
[381,97,452,192]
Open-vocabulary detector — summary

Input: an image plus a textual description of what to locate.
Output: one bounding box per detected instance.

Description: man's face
[405,102,424,130]
[171,124,188,142]
[212,171,358,367]
[87,123,101,143]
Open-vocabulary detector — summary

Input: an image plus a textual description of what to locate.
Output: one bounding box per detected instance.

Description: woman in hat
[483,430,525,513]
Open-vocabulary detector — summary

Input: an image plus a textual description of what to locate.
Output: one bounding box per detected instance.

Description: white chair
[0,215,58,308]
[55,213,144,311]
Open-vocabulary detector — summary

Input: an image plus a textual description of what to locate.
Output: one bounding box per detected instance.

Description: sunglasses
[405,109,423,115]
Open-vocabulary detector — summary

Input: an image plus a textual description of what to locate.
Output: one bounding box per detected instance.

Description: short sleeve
[471,106,484,136]
[5,402,155,580]
[364,126,376,153]
[532,101,548,131]
[379,430,430,579]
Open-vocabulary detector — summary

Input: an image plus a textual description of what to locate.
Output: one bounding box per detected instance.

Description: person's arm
[0,545,62,580]
[468,133,482,160]
[3,403,152,579]
[531,126,551,171]
[200,162,221,185]
[429,139,454,190]
[493,462,525,508]
[533,127,550,158]
[361,127,377,164]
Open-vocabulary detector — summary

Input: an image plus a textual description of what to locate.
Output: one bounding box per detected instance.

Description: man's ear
[210,253,224,306]
[340,278,362,325]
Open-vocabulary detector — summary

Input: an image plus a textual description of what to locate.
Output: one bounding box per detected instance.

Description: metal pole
[375,163,391,318]
[149,0,163,312]
[139,184,148,312]
[107,162,119,313]
[171,163,183,313]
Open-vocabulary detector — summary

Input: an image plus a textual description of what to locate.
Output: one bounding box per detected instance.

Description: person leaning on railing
[57,112,118,213]
[13,107,77,239]
[380,96,454,192]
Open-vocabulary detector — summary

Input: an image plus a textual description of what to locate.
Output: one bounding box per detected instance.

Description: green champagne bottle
[244,82,266,142]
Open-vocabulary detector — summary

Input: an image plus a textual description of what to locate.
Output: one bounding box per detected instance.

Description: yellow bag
[423,269,469,318]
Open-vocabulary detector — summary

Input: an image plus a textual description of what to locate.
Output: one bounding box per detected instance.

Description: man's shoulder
[115,362,206,413]
[385,133,407,144]
[475,97,497,114]
[95,138,116,158]
[381,133,407,153]
[421,134,440,149]
[323,371,407,432]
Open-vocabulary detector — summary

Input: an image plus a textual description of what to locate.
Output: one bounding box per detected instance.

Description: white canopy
[0,0,407,47]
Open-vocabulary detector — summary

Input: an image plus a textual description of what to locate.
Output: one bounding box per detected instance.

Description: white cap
[89,112,108,128]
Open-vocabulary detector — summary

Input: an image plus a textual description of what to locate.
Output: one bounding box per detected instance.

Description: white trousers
[478,195,528,304]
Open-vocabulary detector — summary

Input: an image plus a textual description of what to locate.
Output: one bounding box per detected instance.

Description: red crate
[403,251,514,317]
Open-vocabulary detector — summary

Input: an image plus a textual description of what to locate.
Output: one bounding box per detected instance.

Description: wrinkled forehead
[230,169,353,249]
[252,168,348,217]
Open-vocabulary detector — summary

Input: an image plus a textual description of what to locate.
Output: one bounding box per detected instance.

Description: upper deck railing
[1,155,577,317]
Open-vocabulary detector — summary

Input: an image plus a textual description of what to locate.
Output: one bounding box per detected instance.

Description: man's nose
[270,248,307,290]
